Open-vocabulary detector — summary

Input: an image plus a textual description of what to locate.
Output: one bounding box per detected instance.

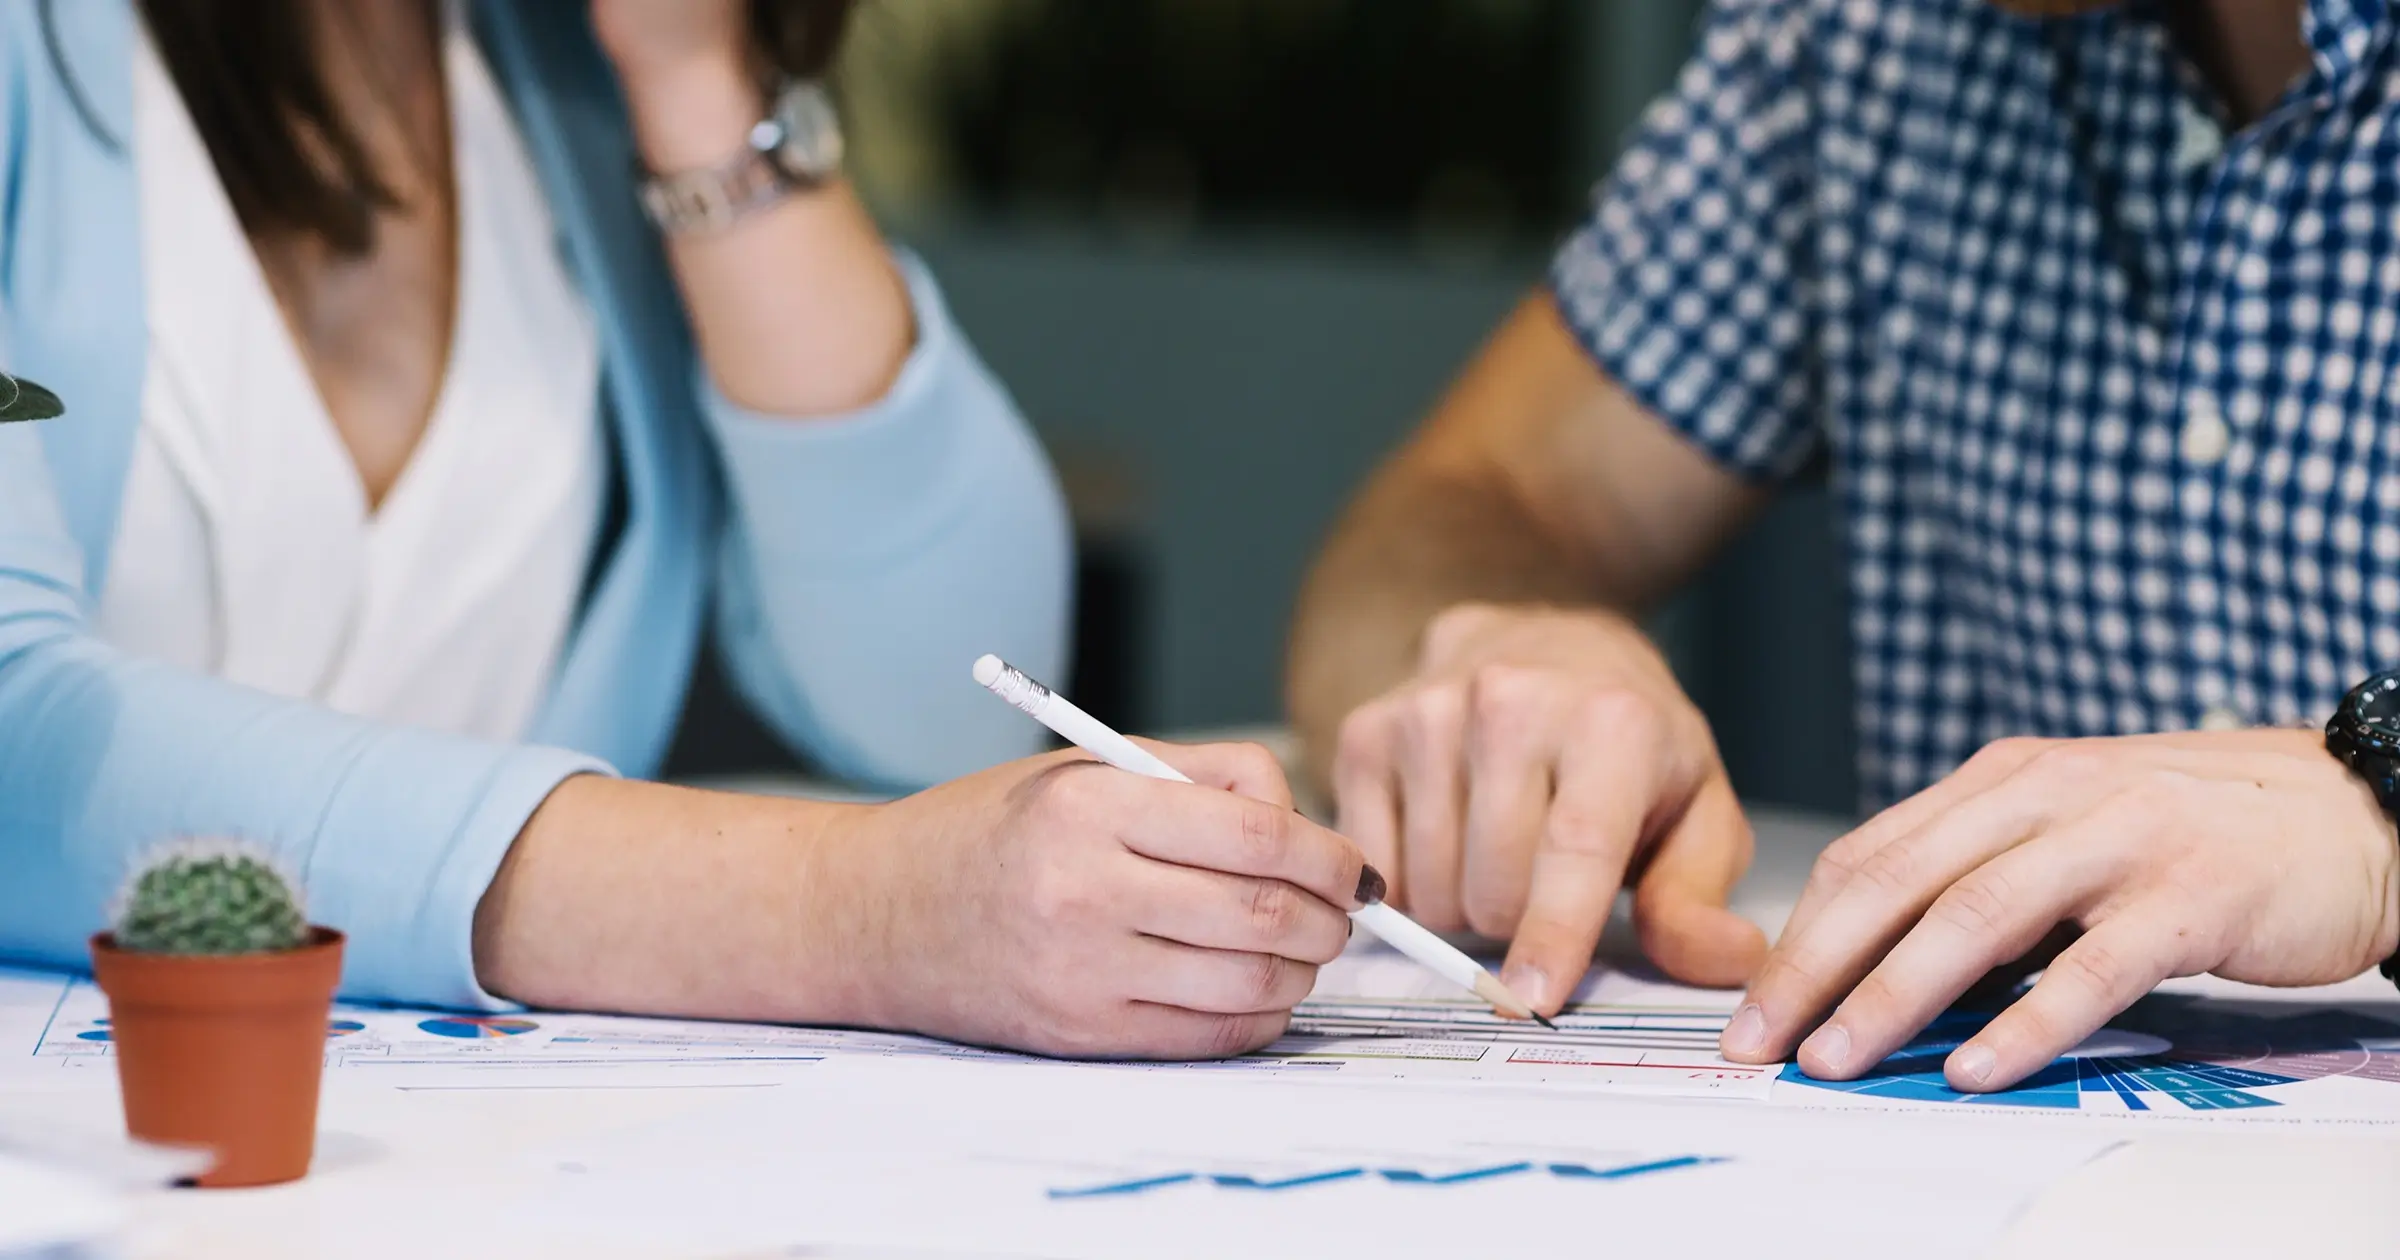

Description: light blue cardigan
[0,1,1072,1006]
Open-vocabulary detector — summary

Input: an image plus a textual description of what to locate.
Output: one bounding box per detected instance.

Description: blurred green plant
[0,372,63,423]
[114,841,310,955]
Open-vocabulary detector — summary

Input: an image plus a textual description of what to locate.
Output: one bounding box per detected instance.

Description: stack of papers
[6,949,2398,1258]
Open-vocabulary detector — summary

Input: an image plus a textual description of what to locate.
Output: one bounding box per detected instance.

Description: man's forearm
[1286,461,1608,782]
[472,776,876,1022]
[1285,295,1769,788]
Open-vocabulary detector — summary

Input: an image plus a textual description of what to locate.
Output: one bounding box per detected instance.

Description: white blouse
[99,19,603,743]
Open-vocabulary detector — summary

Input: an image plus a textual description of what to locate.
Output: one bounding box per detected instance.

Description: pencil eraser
[972,654,1005,688]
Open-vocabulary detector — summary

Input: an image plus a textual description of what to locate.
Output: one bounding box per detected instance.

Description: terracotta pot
[88,928,343,1188]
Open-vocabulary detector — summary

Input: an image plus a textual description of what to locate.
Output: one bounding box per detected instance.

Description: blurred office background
[667,0,1858,814]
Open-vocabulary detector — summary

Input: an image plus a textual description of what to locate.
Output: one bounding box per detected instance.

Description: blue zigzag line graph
[1048,1154,1727,1199]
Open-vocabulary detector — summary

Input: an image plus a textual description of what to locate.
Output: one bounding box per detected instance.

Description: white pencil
[972,654,1555,1027]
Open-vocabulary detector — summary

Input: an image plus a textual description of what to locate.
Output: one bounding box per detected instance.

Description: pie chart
[418,1016,540,1040]
[1780,996,2400,1113]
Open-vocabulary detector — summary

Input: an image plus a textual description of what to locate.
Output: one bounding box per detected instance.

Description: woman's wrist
[594,8,912,417]
[615,55,767,175]
[472,775,881,1025]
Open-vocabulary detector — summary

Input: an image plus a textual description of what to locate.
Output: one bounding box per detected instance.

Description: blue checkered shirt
[1552,0,2400,808]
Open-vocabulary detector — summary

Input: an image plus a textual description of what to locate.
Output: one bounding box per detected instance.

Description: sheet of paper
[1769,978,2400,1123]
[513,1056,2120,1260]
[0,957,1766,1098]
[12,954,2400,1124]
[1269,946,1768,1095]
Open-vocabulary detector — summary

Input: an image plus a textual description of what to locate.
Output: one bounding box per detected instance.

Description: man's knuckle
[1468,663,1545,724]
[2116,771,2198,824]
[2052,939,2131,998]
[1407,685,1467,733]
[1846,969,1904,1016]
[1423,603,1500,663]
[1335,705,1393,767]
[1765,948,1839,996]
[1816,832,1876,880]
[1970,736,2048,772]
[2003,1000,2069,1053]
[1929,873,2016,940]
[1462,883,1523,939]
[1578,687,1656,739]
[1852,844,1923,899]
[2026,741,2112,785]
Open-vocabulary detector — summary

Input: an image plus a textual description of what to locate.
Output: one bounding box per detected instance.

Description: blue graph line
[1048,1155,1726,1199]
[1380,1161,1532,1185]
[1552,1155,1719,1180]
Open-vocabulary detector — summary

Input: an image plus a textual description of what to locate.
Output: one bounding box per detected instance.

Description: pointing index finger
[1496,707,1664,1014]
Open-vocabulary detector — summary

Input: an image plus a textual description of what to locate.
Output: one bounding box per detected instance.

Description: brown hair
[115,0,855,255]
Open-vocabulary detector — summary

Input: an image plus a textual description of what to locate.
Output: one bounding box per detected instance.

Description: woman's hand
[588,1,762,173]
[821,742,1371,1059]
[1720,729,2400,1091]
[588,1,750,100]
[584,0,911,417]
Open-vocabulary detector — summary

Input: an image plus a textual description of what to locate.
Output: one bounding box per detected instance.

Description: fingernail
[1722,1004,1766,1057]
[1500,963,1549,1011]
[1800,1022,1851,1074]
[1952,1042,1996,1088]
[1353,864,1388,907]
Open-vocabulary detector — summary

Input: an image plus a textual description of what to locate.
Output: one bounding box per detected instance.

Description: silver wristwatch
[638,79,844,235]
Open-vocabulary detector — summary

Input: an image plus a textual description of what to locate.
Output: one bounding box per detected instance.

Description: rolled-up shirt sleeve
[700,250,1073,789]
[1549,0,1821,481]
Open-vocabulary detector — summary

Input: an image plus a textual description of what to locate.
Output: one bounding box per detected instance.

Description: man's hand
[1721,729,2400,1091]
[1328,602,1768,1015]
[825,742,1369,1059]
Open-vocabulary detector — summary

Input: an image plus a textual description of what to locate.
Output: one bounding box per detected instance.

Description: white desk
[8,784,2396,1257]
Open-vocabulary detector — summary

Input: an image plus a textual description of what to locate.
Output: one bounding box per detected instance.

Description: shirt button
[2199,706,2245,732]
[2180,399,2231,465]
[2176,99,2224,172]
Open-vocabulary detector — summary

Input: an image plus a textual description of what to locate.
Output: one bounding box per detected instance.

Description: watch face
[772,81,844,182]
[2352,674,2400,736]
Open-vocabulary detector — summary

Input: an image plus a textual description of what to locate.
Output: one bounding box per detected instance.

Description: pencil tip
[1532,1010,1558,1030]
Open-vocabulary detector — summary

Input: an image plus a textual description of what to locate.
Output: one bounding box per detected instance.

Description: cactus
[113,840,309,955]
[0,371,64,423]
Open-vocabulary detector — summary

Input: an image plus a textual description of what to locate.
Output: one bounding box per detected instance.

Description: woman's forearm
[471,775,878,1021]
[613,55,914,417]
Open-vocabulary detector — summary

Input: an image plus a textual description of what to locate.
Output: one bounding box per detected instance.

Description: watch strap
[639,128,792,236]
[2327,683,2400,993]
[638,80,841,236]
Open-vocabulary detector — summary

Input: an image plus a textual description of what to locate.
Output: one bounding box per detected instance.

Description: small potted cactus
[88,840,344,1188]
[0,370,65,422]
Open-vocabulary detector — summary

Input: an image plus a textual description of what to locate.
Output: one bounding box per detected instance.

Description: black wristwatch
[2324,668,2400,990]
